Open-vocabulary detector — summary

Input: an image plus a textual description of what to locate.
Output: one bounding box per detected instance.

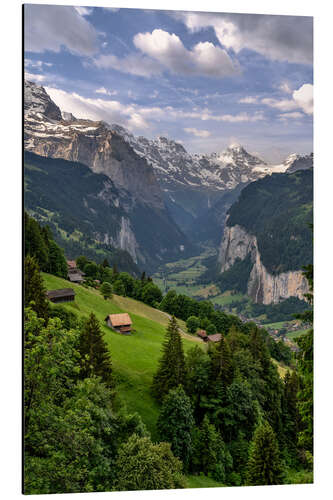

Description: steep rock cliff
[219,224,308,304]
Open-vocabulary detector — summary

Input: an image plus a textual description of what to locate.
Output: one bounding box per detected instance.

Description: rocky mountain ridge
[24,81,192,270]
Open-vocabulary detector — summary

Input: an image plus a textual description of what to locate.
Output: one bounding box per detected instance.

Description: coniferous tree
[151,316,186,402]
[296,260,313,455]
[24,256,49,321]
[282,371,299,455]
[210,335,233,387]
[157,385,194,468]
[190,415,232,482]
[246,421,284,486]
[79,313,113,388]
[100,281,113,300]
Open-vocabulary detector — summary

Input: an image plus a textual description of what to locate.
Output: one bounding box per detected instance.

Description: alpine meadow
[24,5,313,495]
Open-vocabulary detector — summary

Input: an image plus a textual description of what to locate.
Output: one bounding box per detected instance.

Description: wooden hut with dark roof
[46,288,75,304]
[105,313,132,335]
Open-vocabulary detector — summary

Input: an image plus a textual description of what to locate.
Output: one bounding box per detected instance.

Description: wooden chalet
[197,329,208,341]
[66,260,85,283]
[105,313,132,335]
[207,333,222,343]
[46,288,75,303]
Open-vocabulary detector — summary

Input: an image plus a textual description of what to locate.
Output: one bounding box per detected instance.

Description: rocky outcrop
[100,217,140,264]
[219,223,309,304]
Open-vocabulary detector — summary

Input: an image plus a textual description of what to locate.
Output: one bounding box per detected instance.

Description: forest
[24,215,313,493]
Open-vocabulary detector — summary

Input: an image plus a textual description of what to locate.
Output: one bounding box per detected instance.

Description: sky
[24,4,313,163]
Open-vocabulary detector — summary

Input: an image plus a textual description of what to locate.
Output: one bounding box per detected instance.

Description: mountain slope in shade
[24,81,193,270]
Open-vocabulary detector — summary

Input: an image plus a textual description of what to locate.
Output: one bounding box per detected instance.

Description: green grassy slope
[42,273,202,439]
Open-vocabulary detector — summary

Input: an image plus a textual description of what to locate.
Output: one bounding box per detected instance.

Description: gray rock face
[24,81,164,210]
[24,80,62,121]
[219,224,309,304]
[286,153,313,173]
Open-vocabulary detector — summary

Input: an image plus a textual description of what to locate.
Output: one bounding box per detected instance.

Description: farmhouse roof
[207,333,222,343]
[46,288,75,299]
[197,329,207,338]
[68,273,84,282]
[105,313,132,326]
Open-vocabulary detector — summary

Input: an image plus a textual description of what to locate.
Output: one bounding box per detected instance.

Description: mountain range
[24,80,313,279]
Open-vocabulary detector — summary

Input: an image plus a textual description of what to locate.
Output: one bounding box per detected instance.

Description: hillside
[25,151,193,272]
[226,168,313,275]
[42,273,202,438]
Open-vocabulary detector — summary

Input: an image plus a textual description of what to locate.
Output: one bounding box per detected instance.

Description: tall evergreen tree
[246,421,284,486]
[209,335,233,387]
[296,261,313,455]
[282,371,299,455]
[151,316,186,402]
[190,415,231,482]
[79,313,114,388]
[24,256,49,321]
[157,385,194,468]
[100,281,113,300]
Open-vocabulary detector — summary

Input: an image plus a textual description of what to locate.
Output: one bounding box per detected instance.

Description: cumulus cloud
[24,4,98,56]
[262,83,313,115]
[176,12,313,65]
[184,128,211,137]
[293,84,313,115]
[95,87,118,96]
[133,29,240,77]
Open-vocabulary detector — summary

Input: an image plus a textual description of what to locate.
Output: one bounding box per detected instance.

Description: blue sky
[24,5,313,162]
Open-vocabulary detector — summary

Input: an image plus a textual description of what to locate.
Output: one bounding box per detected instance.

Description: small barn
[197,329,208,341]
[207,333,222,343]
[105,313,132,334]
[68,271,84,284]
[46,288,75,303]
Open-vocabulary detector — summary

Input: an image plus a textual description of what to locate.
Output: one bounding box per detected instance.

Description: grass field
[286,328,309,340]
[43,273,203,439]
[211,291,247,307]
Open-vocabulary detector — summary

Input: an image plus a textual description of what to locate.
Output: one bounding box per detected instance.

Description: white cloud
[133,29,240,77]
[74,7,93,16]
[93,53,164,77]
[293,84,313,115]
[184,128,211,138]
[25,59,53,69]
[25,5,98,56]
[176,12,313,65]
[45,87,150,132]
[25,72,46,83]
[44,86,266,137]
[239,96,258,104]
[262,83,313,116]
[278,112,304,120]
[95,87,117,96]
[261,97,298,112]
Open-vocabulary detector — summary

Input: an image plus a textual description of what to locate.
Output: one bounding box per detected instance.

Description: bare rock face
[219,224,309,304]
[24,81,163,210]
